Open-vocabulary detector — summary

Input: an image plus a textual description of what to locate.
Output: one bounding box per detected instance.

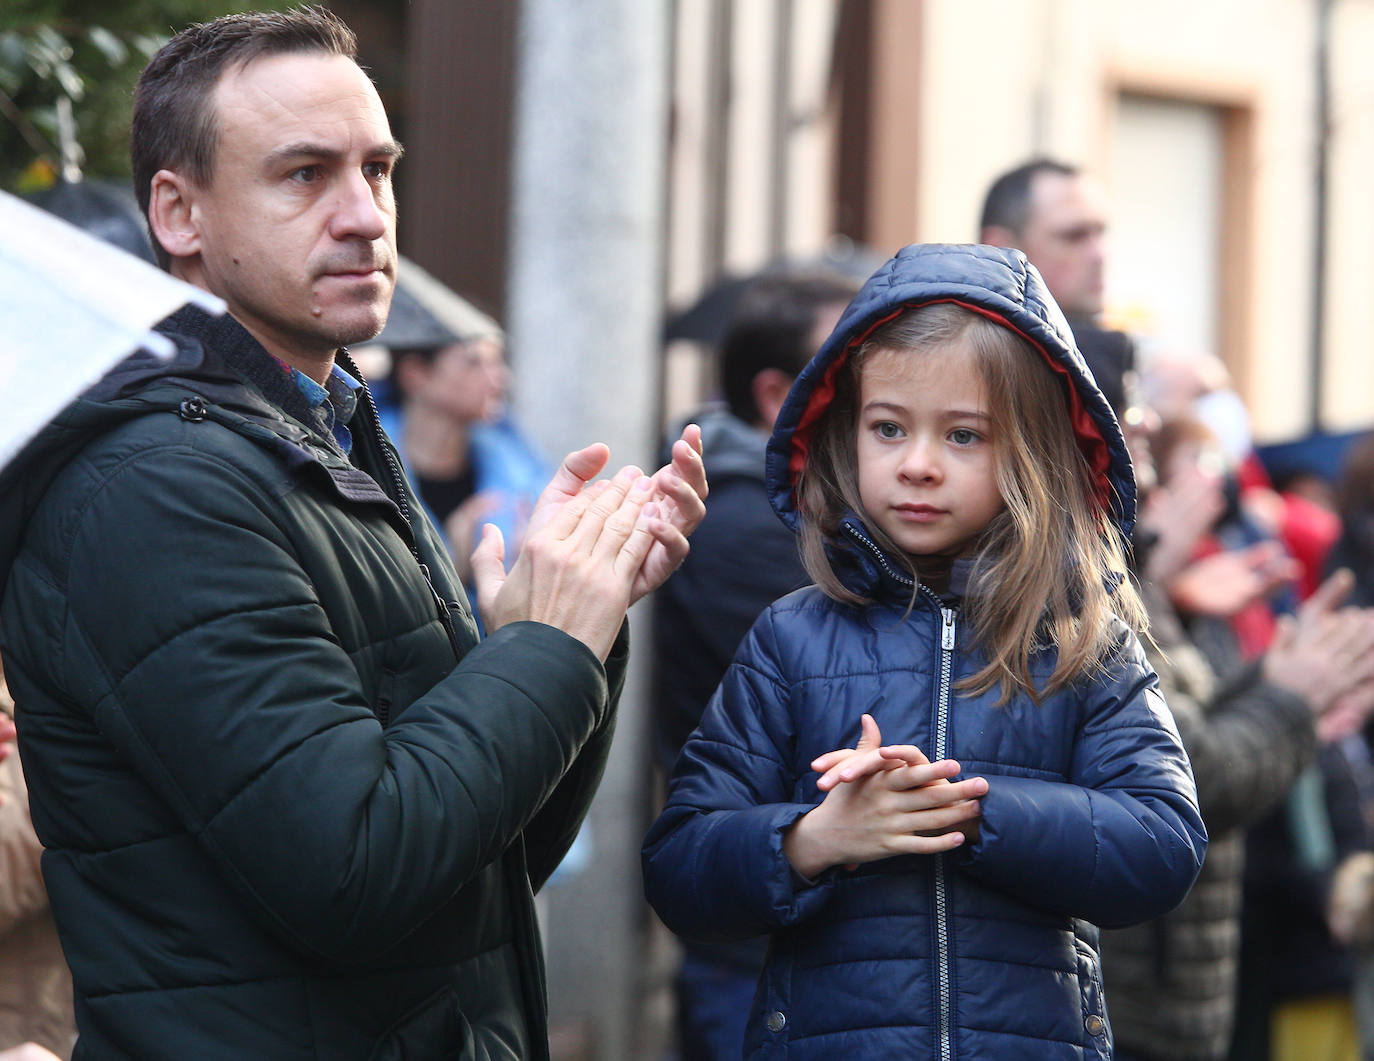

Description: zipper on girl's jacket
[935,605,956,1061]
[840,517,961,1056]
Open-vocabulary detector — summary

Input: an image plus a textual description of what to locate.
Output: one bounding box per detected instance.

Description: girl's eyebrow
[861,400,990,422]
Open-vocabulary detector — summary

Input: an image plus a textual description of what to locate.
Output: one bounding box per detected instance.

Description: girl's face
[855,341,1005,560]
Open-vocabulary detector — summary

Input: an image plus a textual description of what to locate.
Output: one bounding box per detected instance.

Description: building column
[505,2,672,1058]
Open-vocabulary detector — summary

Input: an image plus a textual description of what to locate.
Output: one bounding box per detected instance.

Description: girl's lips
[895,504,945,522]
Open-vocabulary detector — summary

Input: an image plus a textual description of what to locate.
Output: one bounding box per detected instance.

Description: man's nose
[1088,230,1108,265]
[329,171,390,241]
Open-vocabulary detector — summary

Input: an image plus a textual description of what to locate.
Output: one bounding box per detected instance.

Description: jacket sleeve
[523,622,629,893]
[642,607,839,942]
[959,626,1208,928]
[49,444,614,964]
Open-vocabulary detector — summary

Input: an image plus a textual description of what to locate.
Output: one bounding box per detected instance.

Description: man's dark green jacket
[0,308,624,1059]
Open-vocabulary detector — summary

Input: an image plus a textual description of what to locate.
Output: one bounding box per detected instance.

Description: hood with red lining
[764,242,1134,541]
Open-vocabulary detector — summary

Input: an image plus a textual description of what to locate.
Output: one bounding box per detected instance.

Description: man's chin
[327,303,391,349]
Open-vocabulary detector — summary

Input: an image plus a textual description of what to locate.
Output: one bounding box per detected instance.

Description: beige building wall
[659,0,1374,444]
[661,0,843,425]
[1324,0,1374,434]
[909,0,1345,443]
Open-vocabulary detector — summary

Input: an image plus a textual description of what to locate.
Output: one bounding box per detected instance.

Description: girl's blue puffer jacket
[642,244,1207,1060]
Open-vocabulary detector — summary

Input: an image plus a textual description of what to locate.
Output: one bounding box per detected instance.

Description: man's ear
[980,224,1018,249]
[751,368,795,432]
[147,169,201,262]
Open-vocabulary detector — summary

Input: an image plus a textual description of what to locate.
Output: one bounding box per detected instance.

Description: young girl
[642,243,1206,1060]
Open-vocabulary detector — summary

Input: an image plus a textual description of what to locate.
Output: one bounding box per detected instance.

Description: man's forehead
[1027,171,1107,229]
[212,50,392,143]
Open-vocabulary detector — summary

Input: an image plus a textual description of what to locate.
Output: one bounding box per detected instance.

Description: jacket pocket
[368,983,469,1061]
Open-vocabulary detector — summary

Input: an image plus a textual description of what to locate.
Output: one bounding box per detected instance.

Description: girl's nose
[898,439,941,483]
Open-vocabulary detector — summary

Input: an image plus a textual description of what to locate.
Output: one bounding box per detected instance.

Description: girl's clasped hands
[783,713,988,879]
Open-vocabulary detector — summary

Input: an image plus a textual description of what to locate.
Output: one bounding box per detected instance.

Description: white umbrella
[0,189,224,471]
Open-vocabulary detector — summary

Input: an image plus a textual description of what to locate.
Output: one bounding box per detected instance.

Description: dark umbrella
[361,256,503,351]
[663,238,886,348]
[25,178,155,265]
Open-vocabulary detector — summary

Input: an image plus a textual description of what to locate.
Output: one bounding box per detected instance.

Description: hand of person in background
[0,1045,62,1061]
[785,714,987,878]
[442,491,503,585]
[1139,458,1226,587]
[1316,683,1374,745]
[0,713,14,767]
[1329,851,1374,948]
[1261,568,1374,739]
[1238,483,1289,539]
[1167,540,1300,618]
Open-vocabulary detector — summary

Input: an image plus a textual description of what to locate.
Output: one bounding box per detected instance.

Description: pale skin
[0,1046,61,1061]
[783,713,988,880]
[145,50,708,659]
[1260,568,1374,743]
[472,428,707,661]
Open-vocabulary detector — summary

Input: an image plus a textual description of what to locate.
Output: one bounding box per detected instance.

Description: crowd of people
[5,6,1374,1061]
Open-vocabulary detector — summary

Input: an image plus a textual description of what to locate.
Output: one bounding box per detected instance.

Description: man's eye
[290,165,323,183]
[363,161,392,181]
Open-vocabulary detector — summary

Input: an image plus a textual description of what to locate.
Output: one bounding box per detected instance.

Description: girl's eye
[949,427,981,445]
[875,421,902,440]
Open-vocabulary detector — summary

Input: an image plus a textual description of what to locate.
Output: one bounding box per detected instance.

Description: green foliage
[0,1,290,192]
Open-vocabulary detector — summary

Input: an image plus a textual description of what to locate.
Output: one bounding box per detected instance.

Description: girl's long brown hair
[795,303,1145,703]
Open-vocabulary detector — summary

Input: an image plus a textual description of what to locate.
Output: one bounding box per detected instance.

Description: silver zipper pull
[941,608,956,650]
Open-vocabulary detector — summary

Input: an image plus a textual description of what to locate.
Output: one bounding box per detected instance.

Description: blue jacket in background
[642,244,1206,1060]
[375,402,549,566]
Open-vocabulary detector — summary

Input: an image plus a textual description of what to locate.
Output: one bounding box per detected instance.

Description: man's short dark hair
[979,158,1080,238]
[131,5,359,269]
[719,270,860,425]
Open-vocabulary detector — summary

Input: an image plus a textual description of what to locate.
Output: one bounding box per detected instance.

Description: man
[0,8,705,1060]
[978,158,1109,321]
[979,158,1133,412]
[651,269,855,1061]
